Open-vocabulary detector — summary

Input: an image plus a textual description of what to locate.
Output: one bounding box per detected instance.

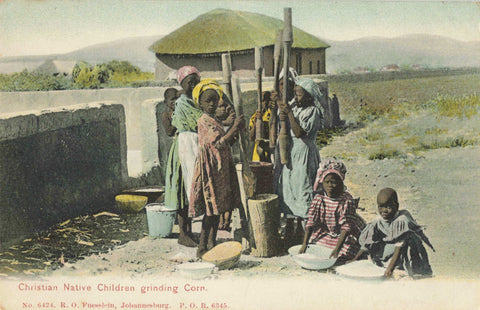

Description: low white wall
[0,103,127,247]
[0,77,331,179]
[0,87,177,177]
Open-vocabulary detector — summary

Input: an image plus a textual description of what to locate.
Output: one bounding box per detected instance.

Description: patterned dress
[189,114,242,217]
[359,209,434,276]
[305,191,365,260]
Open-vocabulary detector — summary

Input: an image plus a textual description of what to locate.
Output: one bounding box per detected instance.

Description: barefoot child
[214,95,237,231]
[351,188,435,278]
[275,77,322,246]
[299,159,365,263]
[189,79,244,257]
[164,66,202,247]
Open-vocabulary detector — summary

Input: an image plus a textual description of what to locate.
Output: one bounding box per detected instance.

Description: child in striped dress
[299,159,365,263]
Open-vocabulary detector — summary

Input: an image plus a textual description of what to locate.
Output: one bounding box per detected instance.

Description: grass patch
[321,73,480,160]
[424,127,448,135]
[368,148,401,160]
[329,74,480,125]
[434,95,480,119]
[317,127,348,148]
[414,136,477,152]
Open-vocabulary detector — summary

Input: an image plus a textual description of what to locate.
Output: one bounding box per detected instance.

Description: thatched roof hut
[150,9,329,80]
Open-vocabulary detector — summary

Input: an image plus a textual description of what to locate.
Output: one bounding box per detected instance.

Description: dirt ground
[1,146,479,310]
[0,147,480,279]
[1,146,478,282]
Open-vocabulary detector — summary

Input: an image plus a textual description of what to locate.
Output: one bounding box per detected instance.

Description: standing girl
[164,66,202,247]
[188,80,244,257]
[275,77,323,244]
[299,159,365,263]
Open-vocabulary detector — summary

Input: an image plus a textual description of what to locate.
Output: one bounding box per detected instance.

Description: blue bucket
[145,203,176,237]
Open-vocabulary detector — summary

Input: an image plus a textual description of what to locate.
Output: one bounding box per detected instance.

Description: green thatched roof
[150,9,329,55]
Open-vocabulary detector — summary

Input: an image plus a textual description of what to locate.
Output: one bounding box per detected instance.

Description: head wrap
[192,79,224,107]
[295,78,323,111]
[279,67,299,83]
[313,158,347,191]
[176,66,200,84]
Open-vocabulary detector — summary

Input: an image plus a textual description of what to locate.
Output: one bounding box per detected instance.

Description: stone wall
[0,103,127,247]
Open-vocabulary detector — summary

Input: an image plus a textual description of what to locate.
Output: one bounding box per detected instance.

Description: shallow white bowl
[177,262,216,279]
[288,244,337,270]
[335,260,386,280]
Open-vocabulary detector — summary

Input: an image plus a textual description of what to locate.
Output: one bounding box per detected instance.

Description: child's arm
[223,112,236,127]
[299,226,313,254]
[330,229,348,258]
[384,245,402,278]
[223,115,245,144]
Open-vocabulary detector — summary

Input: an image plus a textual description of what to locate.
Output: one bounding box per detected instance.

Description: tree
[72,62,110,89]
[105,60,140,75]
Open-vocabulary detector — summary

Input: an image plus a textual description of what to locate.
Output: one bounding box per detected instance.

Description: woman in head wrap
[275,77,324,247]
[298,158,365,264]
[188,79,244,257]
[164,66,202,247]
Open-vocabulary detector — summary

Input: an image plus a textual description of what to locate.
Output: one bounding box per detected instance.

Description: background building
[150,9,330,80]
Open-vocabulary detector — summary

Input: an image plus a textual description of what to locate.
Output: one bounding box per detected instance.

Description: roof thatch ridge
[150,9,329,55]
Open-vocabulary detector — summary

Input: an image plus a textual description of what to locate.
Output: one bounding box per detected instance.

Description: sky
[1,0,480,57]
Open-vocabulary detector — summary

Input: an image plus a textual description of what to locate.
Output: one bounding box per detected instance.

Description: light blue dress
[275,105,322,218]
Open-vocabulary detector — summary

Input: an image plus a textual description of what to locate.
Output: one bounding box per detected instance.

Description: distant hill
[1,33,480,74]
[325,34,480,73]
[0,35,163,74]
[61,35,163,72]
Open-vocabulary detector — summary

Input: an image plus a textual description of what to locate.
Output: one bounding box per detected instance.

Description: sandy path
[341,145,480,279]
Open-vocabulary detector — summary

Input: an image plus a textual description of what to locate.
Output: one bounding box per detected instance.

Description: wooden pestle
[279,8,293,165]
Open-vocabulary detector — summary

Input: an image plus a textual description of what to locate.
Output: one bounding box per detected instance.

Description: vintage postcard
[0,1,479,309]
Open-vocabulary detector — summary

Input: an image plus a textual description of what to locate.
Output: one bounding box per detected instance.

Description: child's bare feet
[178,233,198,247]
[218,215,225,230]
[188,232,199,244]
[196,247,208,258]
[207,239,216,251]
[222,218,231,231]
[219,212,231,230]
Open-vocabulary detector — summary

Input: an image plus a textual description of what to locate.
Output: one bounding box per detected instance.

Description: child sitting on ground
[350,188,435,278]
[299,159,365,263]
[188,79,244,257]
